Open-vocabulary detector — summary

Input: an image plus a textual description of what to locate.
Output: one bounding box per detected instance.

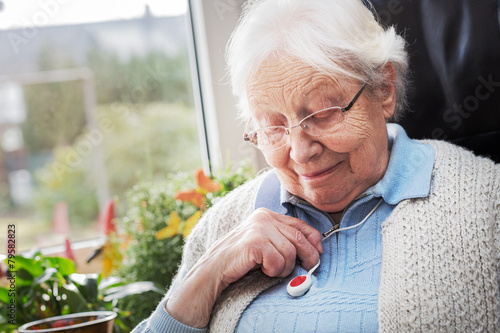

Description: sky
[0,0,188,30]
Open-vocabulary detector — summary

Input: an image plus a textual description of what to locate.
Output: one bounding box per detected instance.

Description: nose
[287,125,321,165]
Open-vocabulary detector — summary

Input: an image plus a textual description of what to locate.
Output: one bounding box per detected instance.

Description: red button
[290,275,307,287]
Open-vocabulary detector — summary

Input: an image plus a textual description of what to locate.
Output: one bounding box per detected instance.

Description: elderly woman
[133,0,500,332]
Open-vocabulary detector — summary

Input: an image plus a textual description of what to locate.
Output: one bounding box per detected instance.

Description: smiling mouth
[300,162,343,180]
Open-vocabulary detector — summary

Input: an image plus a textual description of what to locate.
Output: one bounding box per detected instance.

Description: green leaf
[6,255,44,277]
[103,281,165,302]
[97,273,103,286]
[32,267,60,286]
[13,276,35,288]
[0,323,16,333]
[98,276,123,291]
[113,317,130,332]
[69,273,99,303]
[0,288,10,304]
[22,287,36,309]
[59,283,88,313]
[43,257,76,276]
[14,269,34,285]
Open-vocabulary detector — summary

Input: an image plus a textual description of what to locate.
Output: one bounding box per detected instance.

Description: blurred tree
[21,45,86,153]
[99,102,201,196]
[34,144,99,227]
[19,42,200,232]
[87,48,194,107]
[0,150,13,213]
[22,81,86,152]
[86,48,129,103]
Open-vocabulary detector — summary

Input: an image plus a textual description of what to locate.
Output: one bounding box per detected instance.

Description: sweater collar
[368,123,434,205]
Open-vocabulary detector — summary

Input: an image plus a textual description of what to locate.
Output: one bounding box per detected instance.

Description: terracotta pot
[18,311,117,333]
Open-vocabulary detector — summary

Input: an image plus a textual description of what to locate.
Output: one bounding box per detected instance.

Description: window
[0,0,201,253]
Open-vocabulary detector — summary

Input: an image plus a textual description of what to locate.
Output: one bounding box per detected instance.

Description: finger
[217,223,293,279]
[246,220,297,277]
[273,222,320,271]
[251,209,321,270]
[259,242,288,277]
[266,210,324,254]
[263,229,298,277]
[252,212,318,272]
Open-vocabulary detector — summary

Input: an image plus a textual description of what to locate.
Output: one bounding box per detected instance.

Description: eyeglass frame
[243,82,367,151]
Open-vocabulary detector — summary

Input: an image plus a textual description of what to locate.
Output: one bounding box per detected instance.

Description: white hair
[226,0,409,121]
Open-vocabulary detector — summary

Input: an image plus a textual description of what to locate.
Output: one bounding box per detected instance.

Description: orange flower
[195,168,222,193]
[175,189,205,208]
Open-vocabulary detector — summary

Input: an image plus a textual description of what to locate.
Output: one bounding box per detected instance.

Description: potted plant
[0,251,164,333]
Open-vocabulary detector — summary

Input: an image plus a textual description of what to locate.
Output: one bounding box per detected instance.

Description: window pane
[0,1,201,253]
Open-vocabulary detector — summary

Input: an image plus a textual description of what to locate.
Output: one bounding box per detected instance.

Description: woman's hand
[166,208,323,328]
[211,208,323,284]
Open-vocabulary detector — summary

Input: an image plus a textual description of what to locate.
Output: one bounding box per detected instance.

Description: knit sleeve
[493,164,500,285]
[131,298,207,333]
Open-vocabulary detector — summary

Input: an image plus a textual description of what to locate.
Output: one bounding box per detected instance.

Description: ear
[380,62,396,119]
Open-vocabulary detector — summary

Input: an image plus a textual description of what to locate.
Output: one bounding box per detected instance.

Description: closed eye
[304,107,341,122]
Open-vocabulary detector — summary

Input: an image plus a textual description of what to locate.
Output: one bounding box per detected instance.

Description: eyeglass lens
[250,107,344,151]
[245,83,366,151]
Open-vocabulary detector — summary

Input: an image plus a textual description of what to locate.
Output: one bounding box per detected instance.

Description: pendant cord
[287,198,384,297]
[321,198,384,242]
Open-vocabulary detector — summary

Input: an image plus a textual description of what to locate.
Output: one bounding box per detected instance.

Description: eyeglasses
[243,83,367,151]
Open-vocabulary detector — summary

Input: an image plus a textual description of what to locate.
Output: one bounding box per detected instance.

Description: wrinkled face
[247,58,396,212]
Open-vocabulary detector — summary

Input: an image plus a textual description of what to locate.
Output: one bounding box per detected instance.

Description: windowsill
[41,238,103,273]
[1,238,104,275]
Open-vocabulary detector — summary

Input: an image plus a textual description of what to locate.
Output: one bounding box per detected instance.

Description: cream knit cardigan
[166,140,500,332]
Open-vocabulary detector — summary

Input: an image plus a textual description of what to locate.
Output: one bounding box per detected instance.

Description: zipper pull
[321,223,340,241]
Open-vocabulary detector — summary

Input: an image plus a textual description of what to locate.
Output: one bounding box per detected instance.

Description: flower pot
[17,311,117,333]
